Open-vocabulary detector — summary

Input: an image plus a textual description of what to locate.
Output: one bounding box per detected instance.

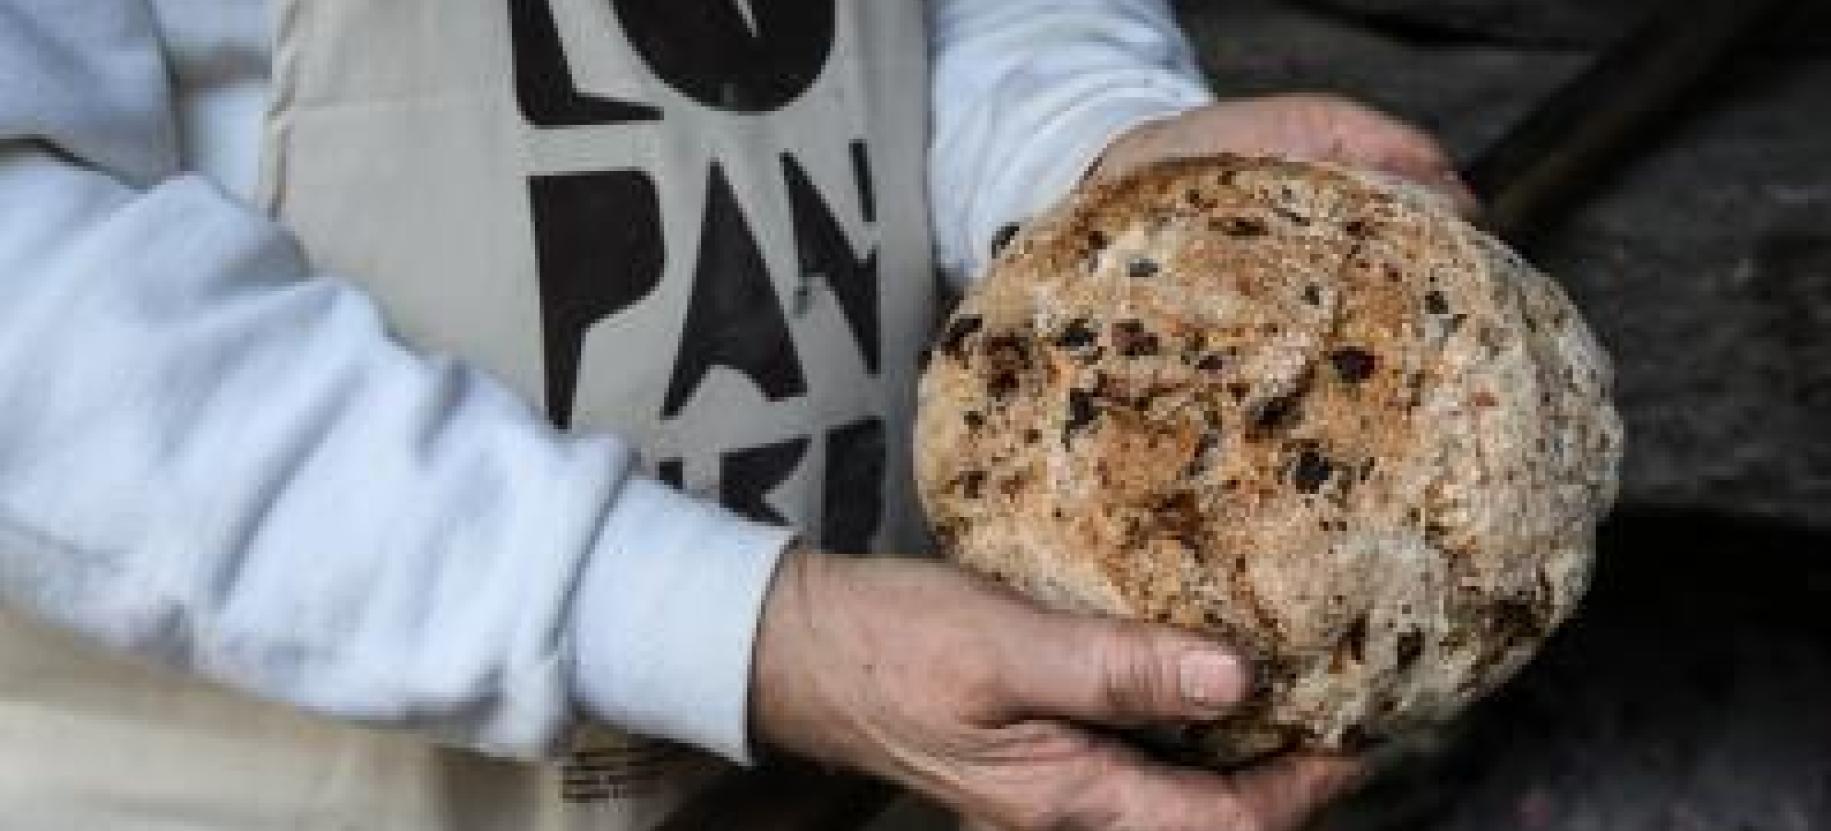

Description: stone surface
[1297,0,1831,50]
[915,156,1621,763]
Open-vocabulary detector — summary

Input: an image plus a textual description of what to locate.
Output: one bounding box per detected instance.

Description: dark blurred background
[1168,0,1830,827]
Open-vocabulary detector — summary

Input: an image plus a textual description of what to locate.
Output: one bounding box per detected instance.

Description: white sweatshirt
[0,0,1211,777]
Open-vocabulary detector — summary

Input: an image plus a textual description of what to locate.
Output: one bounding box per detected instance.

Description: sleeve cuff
[1010,89,1213,229]
[567,476,796,765]
[953,87,1215,281]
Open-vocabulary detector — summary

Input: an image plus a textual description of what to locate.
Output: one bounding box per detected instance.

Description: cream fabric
[261,0,932,826]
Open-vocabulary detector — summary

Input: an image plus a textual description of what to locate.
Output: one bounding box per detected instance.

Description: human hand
[1091,93,1479,217]
[750,547,1362,831]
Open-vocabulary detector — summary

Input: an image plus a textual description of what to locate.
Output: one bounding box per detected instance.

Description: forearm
[927,0,1214,281]
[0,143,796,761]
[0,1,793,761]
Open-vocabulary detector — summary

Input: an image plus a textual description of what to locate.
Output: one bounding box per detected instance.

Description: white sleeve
[0,0,789,764]
[928,0,1216,282]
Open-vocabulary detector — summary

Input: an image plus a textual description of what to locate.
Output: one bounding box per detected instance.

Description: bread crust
[915,155,1623,763]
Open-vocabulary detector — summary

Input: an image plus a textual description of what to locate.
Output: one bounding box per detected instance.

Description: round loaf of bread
[915,155,1622,764]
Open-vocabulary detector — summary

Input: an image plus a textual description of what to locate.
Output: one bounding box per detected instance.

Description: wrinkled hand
[1092,93,1479,217]
[751,548,1361,831]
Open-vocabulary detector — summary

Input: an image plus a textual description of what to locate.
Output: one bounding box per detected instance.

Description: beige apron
[0,0,932,827]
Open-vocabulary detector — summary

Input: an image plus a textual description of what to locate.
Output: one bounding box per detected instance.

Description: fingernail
[1179,651,1247,711]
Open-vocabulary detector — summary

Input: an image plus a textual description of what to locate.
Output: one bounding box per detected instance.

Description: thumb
[997,614,1252,726]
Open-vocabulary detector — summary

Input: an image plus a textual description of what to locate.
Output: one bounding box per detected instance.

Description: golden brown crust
[915,155,1622,764]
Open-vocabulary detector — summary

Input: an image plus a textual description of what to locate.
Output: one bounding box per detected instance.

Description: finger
[1228,754,1367,831]
[1373,156,1484,220]
[1041,740,1352,831]
[1282,95,1480,217]
[1353,124,1484,219]
[1360,142,1479,215]
[995,614,1252,727]
[1434,172,1485,220]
